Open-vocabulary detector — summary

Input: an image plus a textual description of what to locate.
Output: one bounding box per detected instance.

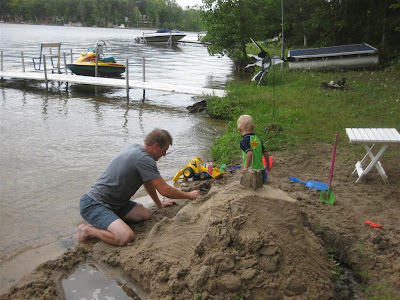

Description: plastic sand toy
[173,157,225,182]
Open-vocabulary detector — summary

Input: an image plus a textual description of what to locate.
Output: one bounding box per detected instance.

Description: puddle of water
[62,262,144,300]
[331,252,361,300]
[333,264,361,300]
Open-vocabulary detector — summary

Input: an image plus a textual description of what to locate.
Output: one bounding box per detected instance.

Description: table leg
[356,144,389,184]
[352,144,375,175]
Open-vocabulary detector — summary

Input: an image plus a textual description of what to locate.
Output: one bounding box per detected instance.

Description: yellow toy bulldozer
[173,157,225,182]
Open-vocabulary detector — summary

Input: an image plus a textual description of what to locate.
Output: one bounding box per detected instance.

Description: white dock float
[0,70,226,97]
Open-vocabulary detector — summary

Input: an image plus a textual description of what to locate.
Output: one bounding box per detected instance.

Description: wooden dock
[0,70,226,97]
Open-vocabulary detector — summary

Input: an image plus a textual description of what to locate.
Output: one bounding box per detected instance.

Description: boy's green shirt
[241,135,265,170]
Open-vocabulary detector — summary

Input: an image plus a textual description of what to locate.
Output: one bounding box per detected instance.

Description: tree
[201,0,264,61]
[181,8,202,31]
[280,0,316,47]
[0,0,398,62]
[9,0,24,22]
[129,6,142,27]
[146,0,164,27]
[305,0,400,61]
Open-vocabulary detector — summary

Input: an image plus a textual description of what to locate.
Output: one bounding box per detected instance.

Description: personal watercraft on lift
[67,40,125,77]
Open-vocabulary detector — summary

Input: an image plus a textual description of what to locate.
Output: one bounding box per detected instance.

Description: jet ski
[67,41,125,77]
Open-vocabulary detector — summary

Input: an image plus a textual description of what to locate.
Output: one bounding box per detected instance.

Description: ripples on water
[0,24,234,274]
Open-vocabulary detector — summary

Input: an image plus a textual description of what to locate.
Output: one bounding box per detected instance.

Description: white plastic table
[346,128,400,184]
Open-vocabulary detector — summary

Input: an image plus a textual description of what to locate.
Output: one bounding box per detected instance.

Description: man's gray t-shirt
[86,144,161,209]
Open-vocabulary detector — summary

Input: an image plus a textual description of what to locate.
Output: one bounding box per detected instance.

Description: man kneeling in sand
[78,128,201,246]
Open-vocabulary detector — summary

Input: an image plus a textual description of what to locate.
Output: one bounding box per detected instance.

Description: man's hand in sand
[188,190,202,200]
[159,200,177,208]
[159,189,201,207]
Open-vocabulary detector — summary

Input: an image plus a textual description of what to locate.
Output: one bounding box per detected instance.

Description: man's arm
[143,181,168,208]
[145,178,201,207]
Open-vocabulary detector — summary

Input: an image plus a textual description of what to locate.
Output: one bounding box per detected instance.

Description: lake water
[0,23,235,293]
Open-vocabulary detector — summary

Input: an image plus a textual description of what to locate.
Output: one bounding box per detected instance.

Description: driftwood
[187,100,207,113]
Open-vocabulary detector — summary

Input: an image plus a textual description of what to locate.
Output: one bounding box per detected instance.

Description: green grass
[207,65,400,164]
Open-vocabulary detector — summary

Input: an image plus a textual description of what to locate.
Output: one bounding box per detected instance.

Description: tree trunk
[241,41,247,61]
[381,0,387,49]
[233,59,249,72]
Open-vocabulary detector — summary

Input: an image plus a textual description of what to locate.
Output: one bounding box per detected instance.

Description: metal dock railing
[0,50,226,98]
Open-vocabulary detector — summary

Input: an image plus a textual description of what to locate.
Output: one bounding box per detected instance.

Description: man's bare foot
[77,224,90,242]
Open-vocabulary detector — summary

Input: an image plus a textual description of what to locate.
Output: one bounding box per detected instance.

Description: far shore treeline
[1,0,399,63]
[0,0,203,31]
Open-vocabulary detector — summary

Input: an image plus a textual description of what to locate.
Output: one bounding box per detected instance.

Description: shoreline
[0,22,202,33]
[0,235,77,295]
[0,191,158,295]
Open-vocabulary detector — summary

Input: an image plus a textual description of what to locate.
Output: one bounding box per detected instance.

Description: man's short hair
[237,115,255,132]
[144,129,173,147]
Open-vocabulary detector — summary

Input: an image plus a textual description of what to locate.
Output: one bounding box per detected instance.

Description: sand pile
[95,182,334,299]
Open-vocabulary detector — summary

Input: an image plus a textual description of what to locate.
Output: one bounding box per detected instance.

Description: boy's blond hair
[237,115,255,132]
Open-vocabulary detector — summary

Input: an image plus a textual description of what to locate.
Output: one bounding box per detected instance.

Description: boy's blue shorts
[79,194,137,230]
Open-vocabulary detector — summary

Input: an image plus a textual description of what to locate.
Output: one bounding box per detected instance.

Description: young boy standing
[237,115,271,182]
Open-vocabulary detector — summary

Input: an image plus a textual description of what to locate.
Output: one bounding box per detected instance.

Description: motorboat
[135,29,186,44]
[67,41,125,77]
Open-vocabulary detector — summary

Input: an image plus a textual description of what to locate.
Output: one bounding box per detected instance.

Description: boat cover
[289,43,377,58]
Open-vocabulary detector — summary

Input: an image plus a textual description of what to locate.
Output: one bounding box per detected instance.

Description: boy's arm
[263,152,271,171]
[242,151,253,173]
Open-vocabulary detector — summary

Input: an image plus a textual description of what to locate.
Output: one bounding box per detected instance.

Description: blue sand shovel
[289,177,329,191]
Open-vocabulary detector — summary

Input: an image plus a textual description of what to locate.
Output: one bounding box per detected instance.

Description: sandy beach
[1,142,399,299]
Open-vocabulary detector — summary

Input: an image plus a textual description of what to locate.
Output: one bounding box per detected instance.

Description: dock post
[57,44,61,74]
[70,49,73,63]
[21,51,25,72]
[142,57,146,100]
[126,59,129,99]
[63,52,69,90]
[95,54,98,77]
[1,51,3,72]
[142,57,145,81]
[43,55,48,90]
[63,52,67,74]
